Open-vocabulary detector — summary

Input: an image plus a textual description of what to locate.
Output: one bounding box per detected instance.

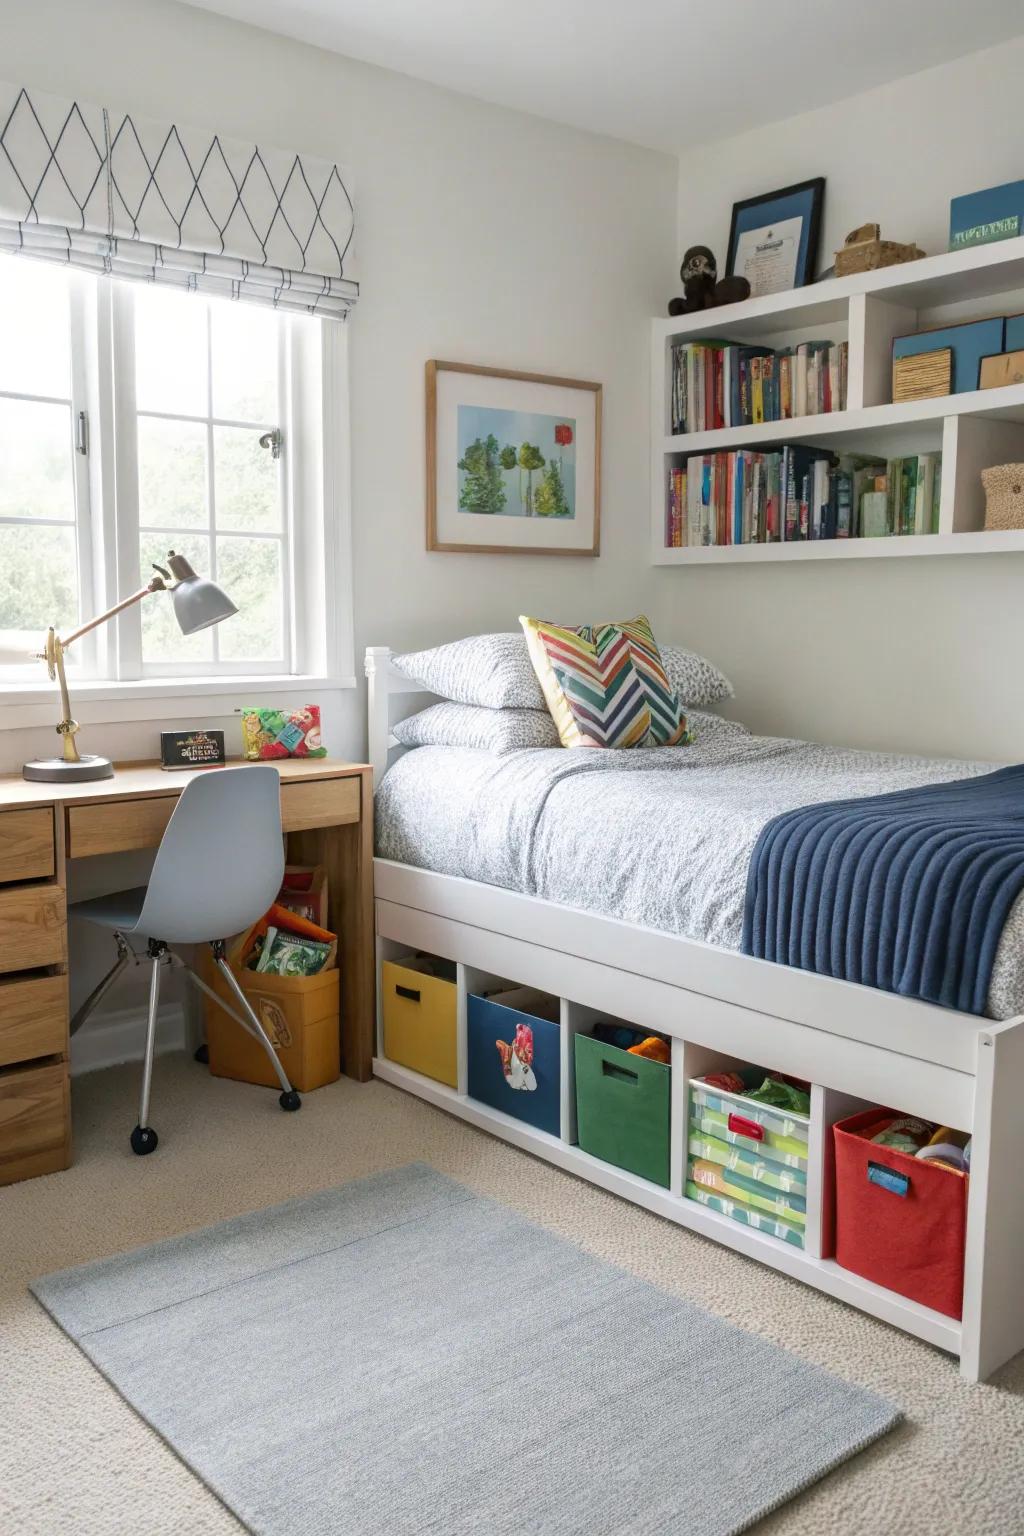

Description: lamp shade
[165,552,238,635]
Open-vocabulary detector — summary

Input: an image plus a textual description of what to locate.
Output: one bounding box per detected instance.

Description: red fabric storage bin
[833,1108,968,1319]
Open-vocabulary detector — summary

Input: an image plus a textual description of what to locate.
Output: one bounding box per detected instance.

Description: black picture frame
[725,177,826,292]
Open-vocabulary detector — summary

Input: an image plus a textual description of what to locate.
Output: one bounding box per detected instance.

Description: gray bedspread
[375,714,1024,1019]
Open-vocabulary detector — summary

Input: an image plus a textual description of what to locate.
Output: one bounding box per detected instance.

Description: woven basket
[982,463,1024,531]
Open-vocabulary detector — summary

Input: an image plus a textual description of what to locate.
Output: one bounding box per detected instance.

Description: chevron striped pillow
[520,614,690,749]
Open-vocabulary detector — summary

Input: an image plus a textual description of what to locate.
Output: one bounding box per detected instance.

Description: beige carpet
[2,1056,1022,1536]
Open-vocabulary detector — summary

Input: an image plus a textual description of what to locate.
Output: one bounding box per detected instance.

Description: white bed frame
[365,645,1024,1382]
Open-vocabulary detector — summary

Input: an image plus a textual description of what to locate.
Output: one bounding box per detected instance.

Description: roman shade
[0,82,357,318]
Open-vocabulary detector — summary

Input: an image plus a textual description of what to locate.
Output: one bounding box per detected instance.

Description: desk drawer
[0,809,55,883]
[281,777,359,832]
[0,1060,69,1186]
[66,777,361,856]
[66,797,176,858]
[0,974,67,1067]
[0,885,66,973]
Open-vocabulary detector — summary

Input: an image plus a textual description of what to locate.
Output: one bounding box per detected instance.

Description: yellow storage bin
[382,955,458,1087]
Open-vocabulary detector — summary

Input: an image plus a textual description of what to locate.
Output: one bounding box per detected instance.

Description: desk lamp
[19,551,237,783]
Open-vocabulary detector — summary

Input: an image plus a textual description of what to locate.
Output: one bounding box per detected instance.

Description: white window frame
[0,263,354,723]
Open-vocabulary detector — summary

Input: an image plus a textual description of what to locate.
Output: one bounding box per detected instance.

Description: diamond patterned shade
[0,82,357,319]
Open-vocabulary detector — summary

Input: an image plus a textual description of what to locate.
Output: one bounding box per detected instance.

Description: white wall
[661,36,1024,760]
[0,0,676,1026]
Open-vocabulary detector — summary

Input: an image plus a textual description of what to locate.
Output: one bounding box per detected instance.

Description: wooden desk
[0,758,374,1187]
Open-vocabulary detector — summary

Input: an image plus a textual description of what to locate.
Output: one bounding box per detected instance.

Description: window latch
[259,427,283,460]
[76,410,89,457]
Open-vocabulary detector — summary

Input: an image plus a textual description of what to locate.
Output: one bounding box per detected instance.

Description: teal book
[949,179,1024,251]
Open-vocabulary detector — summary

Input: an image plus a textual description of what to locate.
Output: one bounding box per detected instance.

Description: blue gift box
[949,179,1024,252]
[892,317,1005,396]
[467,988,561,1135]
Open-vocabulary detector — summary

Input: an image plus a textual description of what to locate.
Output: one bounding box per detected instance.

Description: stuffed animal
[495,1023,537,1092]
[668,246,751,315]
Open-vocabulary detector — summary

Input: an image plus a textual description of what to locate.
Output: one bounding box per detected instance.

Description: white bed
[366,645,1024,1382]
[375,716,1024,1020]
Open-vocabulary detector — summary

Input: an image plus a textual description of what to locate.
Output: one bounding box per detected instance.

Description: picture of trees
[456,405,576,518]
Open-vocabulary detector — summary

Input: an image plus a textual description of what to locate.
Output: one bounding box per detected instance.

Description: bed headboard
[364,646,437,784]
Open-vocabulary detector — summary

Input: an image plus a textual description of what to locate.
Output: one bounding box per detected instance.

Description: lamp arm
[57,577,166,649]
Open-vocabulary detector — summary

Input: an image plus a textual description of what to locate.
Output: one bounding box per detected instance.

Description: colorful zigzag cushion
[520,614,690,749]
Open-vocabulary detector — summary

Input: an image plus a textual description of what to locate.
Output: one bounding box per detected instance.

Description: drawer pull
[728,1112,764,1141]
[395,984,421,1003]
[602,1059,638,1085]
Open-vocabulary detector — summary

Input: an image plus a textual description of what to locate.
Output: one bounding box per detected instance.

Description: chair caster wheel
[130,1125,159,1156]
[194,1043,209,1064]
[279,1090,301,1112]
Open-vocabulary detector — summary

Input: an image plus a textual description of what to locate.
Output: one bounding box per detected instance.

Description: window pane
[134,286,208,416]
[0,399,75,520]
[139,532,213,664]
[138,417,208,529]
[0,255,71,399]
[0,524,78,632]
[214,426,280,532]
[211,300,278,423]
[216,537,283,662]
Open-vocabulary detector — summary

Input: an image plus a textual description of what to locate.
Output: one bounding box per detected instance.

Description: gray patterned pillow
[661,646,734,707]
[392,702,559,753]
[391,633,733,711]
[391,634,544,709]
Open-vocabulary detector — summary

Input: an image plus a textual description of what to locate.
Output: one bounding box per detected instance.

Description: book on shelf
[665,448,941,548]
[669,338,849,435]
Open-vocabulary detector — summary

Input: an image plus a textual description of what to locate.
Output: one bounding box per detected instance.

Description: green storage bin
[574,1033,670,1188]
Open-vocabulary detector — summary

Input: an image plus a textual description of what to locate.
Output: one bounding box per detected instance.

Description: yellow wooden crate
[201,950,340,1093]
[382,956,457,1087]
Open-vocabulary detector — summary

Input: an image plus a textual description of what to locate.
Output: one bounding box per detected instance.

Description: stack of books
[669,339,849,435]
[665,450,940,548]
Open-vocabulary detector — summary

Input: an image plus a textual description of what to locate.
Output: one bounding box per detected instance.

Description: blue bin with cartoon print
[467,987,561,1135]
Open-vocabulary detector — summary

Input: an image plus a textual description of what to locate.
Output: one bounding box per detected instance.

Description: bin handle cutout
[728,1112,764,1141]
[395,984,421,1003]
[602,1059,639,1085]
[867,1161,910,1197]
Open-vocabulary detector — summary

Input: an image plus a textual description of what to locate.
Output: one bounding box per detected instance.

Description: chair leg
[130,943,164,1156]
[211,943,302,1112]
[69,931,134,1037]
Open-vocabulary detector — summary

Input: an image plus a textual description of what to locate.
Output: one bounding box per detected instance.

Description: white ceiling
[181,0,1023,152]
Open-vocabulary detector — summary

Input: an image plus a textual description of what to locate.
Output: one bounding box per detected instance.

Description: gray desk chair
[71,765,301,1156]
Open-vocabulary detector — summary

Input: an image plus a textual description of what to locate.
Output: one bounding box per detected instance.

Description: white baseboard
[70,1002,187,1077]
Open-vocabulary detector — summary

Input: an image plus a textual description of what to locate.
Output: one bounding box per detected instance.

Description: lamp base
[23,754,114,784]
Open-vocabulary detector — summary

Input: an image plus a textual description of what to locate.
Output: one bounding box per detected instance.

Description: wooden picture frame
[426,360,601,555]
[725,177,825,296]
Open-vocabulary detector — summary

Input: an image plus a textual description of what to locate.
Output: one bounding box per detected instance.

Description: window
[0,253,343,688]
[0,259,90,658]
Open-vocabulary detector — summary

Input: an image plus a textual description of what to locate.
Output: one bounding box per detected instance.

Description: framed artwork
[426,360,601,555]
[725,177,825,298]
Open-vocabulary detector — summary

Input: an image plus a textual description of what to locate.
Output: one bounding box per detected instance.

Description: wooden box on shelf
[892,347,952,403]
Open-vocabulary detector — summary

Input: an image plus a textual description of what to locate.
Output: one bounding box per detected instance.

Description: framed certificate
[725,178,825,297]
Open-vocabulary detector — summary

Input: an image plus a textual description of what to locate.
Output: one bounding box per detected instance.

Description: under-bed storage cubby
[467,984,561,1135]
[832,1108,970,1319]
[686,1064,811,1249]
[380,952,458,1087]
[574,1017,672,1188]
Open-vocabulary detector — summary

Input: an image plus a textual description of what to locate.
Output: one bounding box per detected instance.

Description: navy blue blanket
[741,764,1024,1015]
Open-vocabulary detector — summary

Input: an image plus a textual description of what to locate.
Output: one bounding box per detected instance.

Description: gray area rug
[31,1164,900,1535]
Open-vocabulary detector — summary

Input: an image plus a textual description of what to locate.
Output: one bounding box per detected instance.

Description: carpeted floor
[2,1055,1023,1536]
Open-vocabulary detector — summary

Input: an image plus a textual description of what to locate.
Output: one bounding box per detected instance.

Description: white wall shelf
[651,235,1024,564]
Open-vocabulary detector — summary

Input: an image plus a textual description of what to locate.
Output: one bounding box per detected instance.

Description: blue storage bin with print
[467,987,561,1135]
